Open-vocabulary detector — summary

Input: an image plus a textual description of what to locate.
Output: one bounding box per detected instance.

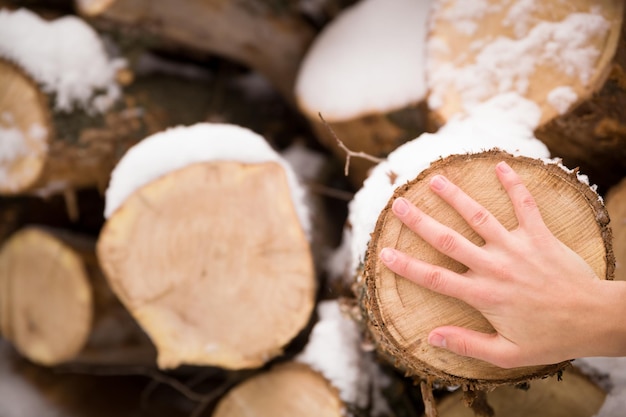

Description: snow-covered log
[359,151,612,389]
[333,96,614,414]
[606,177,626,281]
[74,0,318,102]
[0,227,154,367]
[426,0,626,191]
[0,9,228,200]
[435,367,606,417]
[295,0,432,186]
[96,123,316,370]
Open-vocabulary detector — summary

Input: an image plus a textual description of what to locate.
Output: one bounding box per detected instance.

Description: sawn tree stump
[359,151,614,389]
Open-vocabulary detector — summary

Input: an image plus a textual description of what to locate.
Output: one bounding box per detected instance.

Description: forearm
[588,279,626,358]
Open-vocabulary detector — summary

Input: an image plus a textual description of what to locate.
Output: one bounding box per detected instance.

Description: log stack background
[0,0,625,417]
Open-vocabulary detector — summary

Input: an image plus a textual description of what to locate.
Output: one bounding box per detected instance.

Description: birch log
[359,151,613,391]
[426,0,626,191]
[606,178,626,281]
[97,123,316,370]
[0,226,154,367]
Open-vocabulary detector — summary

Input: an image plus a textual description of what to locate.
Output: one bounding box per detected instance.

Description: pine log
[435,367,606,417]
[73,0,317,102]
[97,159,316,370]
[359,151,613,390]
[606,177,626,281]
[0,226,154,366]
[426,0,626,191]
[212,362,344,417]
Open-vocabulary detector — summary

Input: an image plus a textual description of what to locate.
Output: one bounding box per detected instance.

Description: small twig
[317,112,384,177]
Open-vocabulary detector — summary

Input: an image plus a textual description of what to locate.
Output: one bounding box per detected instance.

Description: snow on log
[0,226,154,367]
[434,367,606,417]
[212,362,344,417]
[73,0,317,102]
[97,123,316,370]
[0,9,225,199]
[295,0,432,186]
[606,178,626,281]
[296,299,391,415]
[335,95,614,400]
[426,0,626,191]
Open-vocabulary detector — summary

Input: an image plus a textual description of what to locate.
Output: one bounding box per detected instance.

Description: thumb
[428,327,521,369]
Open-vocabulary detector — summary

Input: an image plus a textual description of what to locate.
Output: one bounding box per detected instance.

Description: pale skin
[379,161,626,369]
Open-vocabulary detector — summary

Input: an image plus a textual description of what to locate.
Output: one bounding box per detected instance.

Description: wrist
[587,279,626,358]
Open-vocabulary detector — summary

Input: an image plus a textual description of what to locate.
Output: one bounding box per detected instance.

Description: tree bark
[427,0,626,192]
[358,151,613,390]
[0,226,154,366]
[606,177,626,281]
[74,0,317,103]
[212,362,344,417]
[97,161,316,370]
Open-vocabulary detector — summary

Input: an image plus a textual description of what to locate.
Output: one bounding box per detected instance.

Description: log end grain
[361,151,613,389]
[0,227,93,365]
[212,362,344,417]
[0,59,50,194]
[97,161,317,370]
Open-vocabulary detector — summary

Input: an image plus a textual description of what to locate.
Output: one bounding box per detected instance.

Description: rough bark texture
[212,362,344,417]
[606,177,626,281]
[0,226,154,366]
[97,161,316,370]
[359,151,613,391]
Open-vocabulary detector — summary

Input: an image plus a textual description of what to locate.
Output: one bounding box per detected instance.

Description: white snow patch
[296,300,390,414]
[295,0,432,121]
[0,8,125,114]
[104,123,311,236]
[427,11,610,114]
[574,357,626,417]
[547,86,579,115]
[0,115,48,191]
[347,93,550,273]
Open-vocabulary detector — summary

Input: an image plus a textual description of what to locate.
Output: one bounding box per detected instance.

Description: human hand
[378,161,625,368]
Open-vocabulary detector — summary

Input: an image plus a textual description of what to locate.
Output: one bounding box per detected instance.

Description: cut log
[212,362,344,417]
[359,151,613,390]
[435,367,606,417]
[426,0,626,191]
[606,178,626,281]
[97,123,316,370]
[0,226,154,367]
[74,0,317,102]
[295,0,431,187]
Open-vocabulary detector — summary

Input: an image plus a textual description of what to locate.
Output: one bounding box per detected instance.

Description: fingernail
[430,175,447,191]
[379,248,396,264]
[497,161,511,174]
[392,198,409,216]
[429,333,447,348]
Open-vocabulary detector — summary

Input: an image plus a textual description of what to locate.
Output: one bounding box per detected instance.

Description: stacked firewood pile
[0,0,625,416]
